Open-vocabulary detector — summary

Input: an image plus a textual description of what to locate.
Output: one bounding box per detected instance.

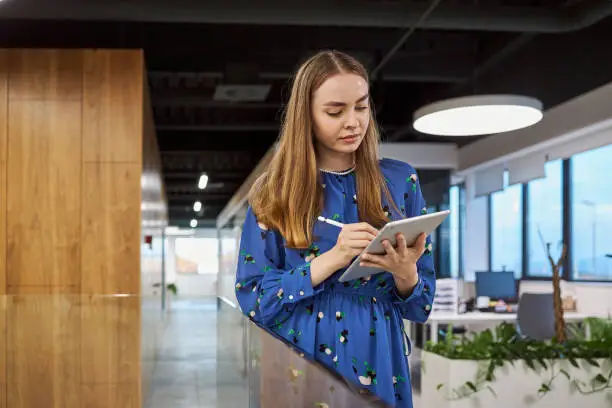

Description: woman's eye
[327,111,342,117]
[356,106,369,111]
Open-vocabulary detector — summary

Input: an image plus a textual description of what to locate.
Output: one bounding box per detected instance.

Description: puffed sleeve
[235,206,324,327]
[392,168,436,323]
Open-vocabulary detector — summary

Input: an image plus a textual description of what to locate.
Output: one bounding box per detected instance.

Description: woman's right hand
[331,222,379,267]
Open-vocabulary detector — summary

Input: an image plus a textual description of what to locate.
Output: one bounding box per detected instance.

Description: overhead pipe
[2,0,612,33]
[370,0,444,80]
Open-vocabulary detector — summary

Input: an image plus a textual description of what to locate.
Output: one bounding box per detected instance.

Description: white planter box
[421,351,612,408]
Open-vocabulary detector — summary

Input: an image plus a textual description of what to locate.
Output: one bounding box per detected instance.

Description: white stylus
[317,216,344,228]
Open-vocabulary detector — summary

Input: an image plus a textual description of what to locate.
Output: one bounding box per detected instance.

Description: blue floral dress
[235,158,436,408]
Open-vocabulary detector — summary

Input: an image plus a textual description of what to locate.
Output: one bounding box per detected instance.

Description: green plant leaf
[593,374,607,384]
[466,381,478,393]
[569,358,580,369]
[436,383,444,391]
[559,369,571,380]
[538,383,551,394]
[585,358,600,367]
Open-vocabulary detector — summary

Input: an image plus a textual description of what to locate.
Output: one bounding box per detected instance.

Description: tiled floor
[146,298,247,408]
[145,297,422,408]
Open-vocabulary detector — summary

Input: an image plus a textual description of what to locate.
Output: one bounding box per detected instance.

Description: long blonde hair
[249,50,398,249]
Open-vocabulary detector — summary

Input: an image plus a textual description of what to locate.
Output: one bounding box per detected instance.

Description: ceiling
[2,0,612,227]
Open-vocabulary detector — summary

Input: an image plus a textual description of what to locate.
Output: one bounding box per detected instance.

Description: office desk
[405,311,595,343]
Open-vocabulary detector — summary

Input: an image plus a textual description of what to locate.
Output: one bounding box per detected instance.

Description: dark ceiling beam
[152,96,281,109]
[169,218,219,228]
[166,190,232,204]
[3,0,612,33]
[166,181,239,193]
[157,123,401,132]
[157,124,280,132]
[158,132,276,152]
[147,52,474,84]
[163,170,251,180]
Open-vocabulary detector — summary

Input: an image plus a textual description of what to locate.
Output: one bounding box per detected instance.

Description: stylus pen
[317,216,344,228]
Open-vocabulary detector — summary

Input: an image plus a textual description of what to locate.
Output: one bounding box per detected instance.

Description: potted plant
[421,230,611,407]
[421,318,612,407]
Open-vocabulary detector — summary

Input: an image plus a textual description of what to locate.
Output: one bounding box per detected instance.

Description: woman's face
[311,73,370,156]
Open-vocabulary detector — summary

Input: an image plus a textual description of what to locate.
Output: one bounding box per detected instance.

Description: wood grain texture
[0,162,5,296]
[6,295,81,408]
[6,101,82,293]
[8,49,82,101]
[0,296,5,386]
[0,50,7,296]
[82,49,143,163]
[81,163,140,294]
[81,384,139,408]
[80,295,140,385]
[0,50,7,161]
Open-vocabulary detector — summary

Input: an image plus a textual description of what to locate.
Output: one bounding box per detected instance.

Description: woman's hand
[330,222,379,268]
[310,222,378,287]
[359,232,426,293]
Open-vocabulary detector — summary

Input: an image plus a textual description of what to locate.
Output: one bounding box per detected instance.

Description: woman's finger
[346,231,378,242]
[396,233,408,255]
[347,239,374,249]
[361,253,386,265]
[382,240,397,256]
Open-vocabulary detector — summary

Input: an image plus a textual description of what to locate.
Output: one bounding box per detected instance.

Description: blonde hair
[249,50,398,249]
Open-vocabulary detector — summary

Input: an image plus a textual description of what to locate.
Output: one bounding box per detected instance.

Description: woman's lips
[340,134,359,143]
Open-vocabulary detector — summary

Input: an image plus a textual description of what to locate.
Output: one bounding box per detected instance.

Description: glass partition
[217,300,389,408]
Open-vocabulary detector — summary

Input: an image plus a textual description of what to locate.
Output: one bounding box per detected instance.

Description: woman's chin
[333,139,362,153]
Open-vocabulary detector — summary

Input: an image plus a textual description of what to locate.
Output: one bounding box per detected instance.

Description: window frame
[486,151,612,283]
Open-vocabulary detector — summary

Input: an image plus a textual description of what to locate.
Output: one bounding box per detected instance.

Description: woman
[235,50,435,408]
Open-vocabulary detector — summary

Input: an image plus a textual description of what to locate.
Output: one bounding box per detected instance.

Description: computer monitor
[475,271,518,303]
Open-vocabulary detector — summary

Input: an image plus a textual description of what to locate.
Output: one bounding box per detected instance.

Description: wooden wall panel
[6,101,82,293]
[80,296,140,385]
[0,50,7,296]
[8,49,82,102]
[6,296,81,408]
[81,163,140,294]
[82,50,143,163]
[0,50,7,161]
[81,384,139,408]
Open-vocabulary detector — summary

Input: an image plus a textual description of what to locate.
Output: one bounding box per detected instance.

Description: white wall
[379,142,458,169]
[165,228,220,298]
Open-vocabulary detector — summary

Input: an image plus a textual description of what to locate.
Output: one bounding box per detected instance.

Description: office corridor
[145,298,247,408]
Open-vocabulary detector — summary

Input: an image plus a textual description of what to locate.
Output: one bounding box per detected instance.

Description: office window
[526,160,563,277]
[571,144,612,281]
[490,172,523,278]
[449,184,465,278]
[175,237,220,274]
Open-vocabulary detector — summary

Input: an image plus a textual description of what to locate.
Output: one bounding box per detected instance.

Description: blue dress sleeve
[235,206,324,327]
[392,167,436,323]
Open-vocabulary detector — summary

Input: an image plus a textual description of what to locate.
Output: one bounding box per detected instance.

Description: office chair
[516,293,555,341]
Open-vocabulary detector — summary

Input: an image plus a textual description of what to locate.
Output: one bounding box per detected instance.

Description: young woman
[235,50,435,408]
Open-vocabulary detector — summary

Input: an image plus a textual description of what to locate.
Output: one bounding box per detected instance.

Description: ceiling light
[413,94,543,136]
[198,173,209,190]
[193,201,202,212]
[190,219,198,228]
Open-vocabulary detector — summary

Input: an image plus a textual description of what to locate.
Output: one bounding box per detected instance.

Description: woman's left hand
[359,232,426,282]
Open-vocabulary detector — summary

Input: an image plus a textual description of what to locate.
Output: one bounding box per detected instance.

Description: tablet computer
[337,210,450,282]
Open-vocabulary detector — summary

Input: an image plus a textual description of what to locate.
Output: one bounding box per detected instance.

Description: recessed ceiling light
[190,219,198,228]
[413,94,543,136]
[193,201,202,212]
[198,173,209,190]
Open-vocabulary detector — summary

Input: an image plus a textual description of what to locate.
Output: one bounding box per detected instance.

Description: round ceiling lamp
[412,94,543,136]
